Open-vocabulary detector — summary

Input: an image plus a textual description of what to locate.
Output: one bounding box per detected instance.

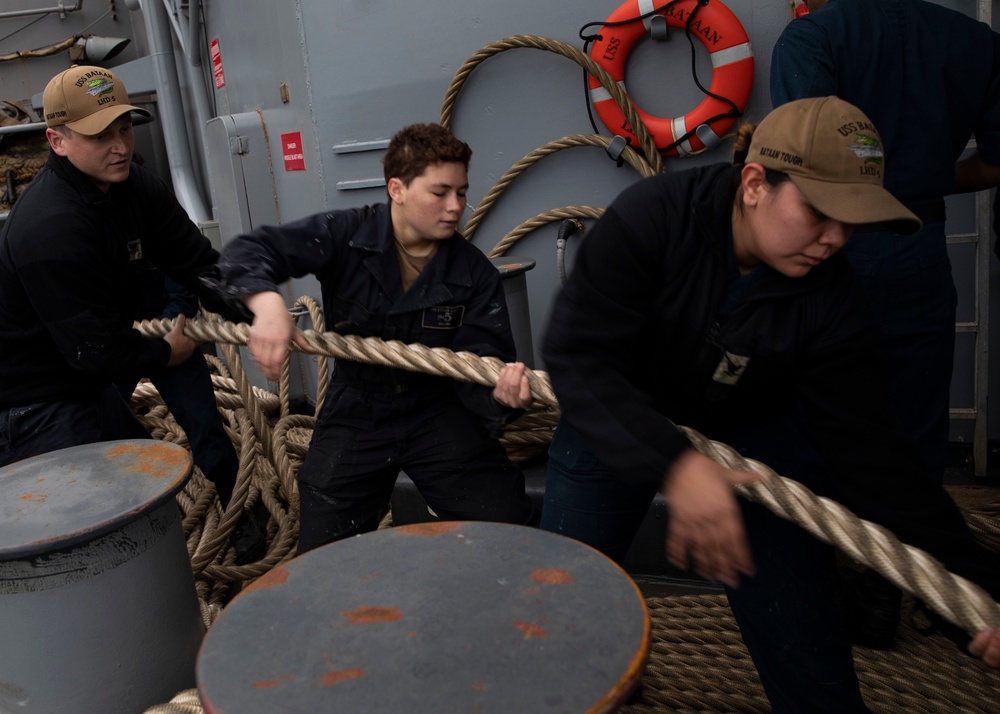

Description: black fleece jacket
[543,163,1000,595]
[0,152,230,408]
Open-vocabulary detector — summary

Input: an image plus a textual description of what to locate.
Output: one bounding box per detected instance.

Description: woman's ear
[386,176,404,205]
[740,163,766,208]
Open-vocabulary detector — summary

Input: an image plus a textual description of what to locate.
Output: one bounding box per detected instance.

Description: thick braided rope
[293,294,329,415]
[135,317,558,408]
[486,206,605,258]
[134,316,1000,637]
[462,134,655,242]
[439,35,664,173]
[680,426,1000,635]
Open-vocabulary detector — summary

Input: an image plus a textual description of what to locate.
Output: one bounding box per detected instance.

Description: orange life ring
[588,0,755,157]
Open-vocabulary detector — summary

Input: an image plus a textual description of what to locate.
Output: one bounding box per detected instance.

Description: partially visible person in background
[771,0,1000,651]
[771,0,1000,484]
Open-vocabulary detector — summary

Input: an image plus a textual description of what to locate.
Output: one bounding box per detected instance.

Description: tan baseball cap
[747,96,921,235]
[43,65,150,136]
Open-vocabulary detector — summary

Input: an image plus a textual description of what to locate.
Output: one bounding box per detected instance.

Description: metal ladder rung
[950,408,978,419]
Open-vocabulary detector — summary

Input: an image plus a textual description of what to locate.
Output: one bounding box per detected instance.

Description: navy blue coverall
[771,0,1000,482]
[219,203,534,552]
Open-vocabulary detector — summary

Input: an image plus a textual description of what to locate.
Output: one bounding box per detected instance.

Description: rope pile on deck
[135,313,1000,713]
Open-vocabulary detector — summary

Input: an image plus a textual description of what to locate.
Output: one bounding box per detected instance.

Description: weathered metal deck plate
[0,439,192,560]
[198,521,650,713]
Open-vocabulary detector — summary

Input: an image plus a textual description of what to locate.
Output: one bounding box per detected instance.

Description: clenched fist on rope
[492,360,533,409]
[243,292,314,381]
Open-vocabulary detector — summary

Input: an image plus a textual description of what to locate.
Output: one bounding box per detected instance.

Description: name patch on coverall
[422,305,465,329]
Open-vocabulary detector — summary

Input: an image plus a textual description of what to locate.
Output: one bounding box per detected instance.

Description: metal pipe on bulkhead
[179,0,216,190]
[0,0,82,21]
[125,0,211,222]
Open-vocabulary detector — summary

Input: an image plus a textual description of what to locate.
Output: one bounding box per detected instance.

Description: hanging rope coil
[462,134,655,242]
[486,205,606,258]
[440,34,664,174]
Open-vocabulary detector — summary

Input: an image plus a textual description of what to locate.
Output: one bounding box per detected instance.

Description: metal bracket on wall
[332,138,391,191]
[229,135,249,155]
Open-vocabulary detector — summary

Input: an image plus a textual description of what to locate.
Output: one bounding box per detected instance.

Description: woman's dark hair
[383,123,472,188]
[731,121,791,212]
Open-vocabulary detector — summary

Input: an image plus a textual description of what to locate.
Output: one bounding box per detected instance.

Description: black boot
[231,509,268,565]
[840,567,902,649]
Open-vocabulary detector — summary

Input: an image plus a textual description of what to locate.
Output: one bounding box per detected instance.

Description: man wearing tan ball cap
[42,64,150,136]
[42,65,152,190]
[0,64,266,563]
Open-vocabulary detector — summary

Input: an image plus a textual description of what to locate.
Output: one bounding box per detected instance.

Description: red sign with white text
[210,39,225,89]
[281,132,306,171]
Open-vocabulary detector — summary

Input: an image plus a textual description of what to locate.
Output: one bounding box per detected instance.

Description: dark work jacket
[0,152,233,409]
[543,163,1000,594]
[218,202,518,433]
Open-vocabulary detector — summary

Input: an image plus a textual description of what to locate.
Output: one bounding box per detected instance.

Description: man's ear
[740,162,766,208]
[46,127,68,156]
[386,176,404,205]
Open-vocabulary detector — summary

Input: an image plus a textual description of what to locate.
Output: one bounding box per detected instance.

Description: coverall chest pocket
[330,296,385,338]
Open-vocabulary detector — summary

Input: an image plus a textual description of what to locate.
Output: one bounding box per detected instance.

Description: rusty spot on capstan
[342,606,403,624]
[531,568,573,585]
[105,441,189,479]
[242,566,290,594]
[251,675,296,689]
[396,522,461,536]
[515,621,549,639]
[18,493,47,504]
[321,668,366,687]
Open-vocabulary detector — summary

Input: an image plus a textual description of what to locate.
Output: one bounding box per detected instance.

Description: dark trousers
[540,420,869,714]
[118,350,239,504]
[296,382,534,553]
[0,386,150,468]
[843,222,956,483]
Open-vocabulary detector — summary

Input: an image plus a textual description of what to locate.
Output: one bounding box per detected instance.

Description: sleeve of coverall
[973,32,1000,166]
[218,211,355,295]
